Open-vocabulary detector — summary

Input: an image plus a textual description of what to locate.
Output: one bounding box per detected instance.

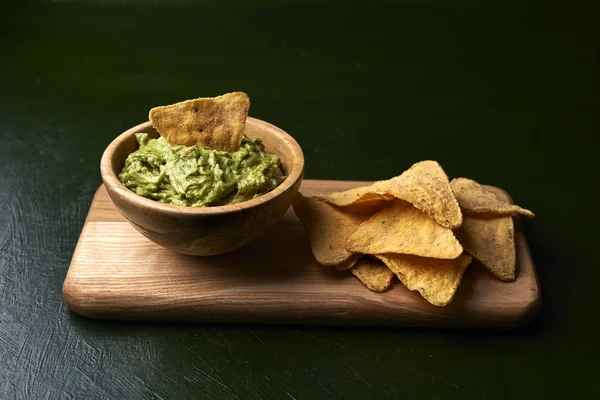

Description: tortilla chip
[149,92,250,152]
[455,215,516,281]
[451,178,535,218]
[376,253,472,306]
[314,186,394,207]
[341,199,389,215]
[349,257,394,292]
[333,253,362,270]
[316,161,462,229]
[346,200,463,259]
[293,194,369,266]
[386,160,462,229]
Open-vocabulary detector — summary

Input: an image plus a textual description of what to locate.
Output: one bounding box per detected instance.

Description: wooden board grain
[63,180,541,328]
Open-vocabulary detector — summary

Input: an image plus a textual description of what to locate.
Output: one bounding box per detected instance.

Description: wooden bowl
[100,118,304,256]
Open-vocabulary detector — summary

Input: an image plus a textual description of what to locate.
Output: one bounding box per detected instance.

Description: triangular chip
[314,186,394,208]
[341,199,389,215]
[333,253,362,270]
[451,178,534,218]
[349,257,394,292]
[149,92,250,152]
[346,200,463,259]
[293,194,369,266]
[455,215,516,281]
[316,161,462,229]
[376,253,472,306]
[385,160,462,229]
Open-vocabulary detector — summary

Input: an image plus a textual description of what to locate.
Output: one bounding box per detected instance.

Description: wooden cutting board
[63,180,540,328]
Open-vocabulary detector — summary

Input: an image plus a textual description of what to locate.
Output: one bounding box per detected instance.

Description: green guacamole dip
[118,133,284,207]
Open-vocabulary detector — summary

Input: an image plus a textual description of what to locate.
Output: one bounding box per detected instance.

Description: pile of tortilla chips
[293,161,534,306]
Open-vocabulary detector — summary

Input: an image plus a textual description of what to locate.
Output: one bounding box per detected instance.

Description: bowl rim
[100,117,304,216]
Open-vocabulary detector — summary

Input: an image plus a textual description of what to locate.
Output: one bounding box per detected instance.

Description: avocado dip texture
[118,133,284,207]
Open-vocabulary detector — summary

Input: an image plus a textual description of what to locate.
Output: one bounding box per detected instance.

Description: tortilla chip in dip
[149,91,250,152]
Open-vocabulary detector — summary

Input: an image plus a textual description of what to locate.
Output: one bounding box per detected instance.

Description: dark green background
[1,0,598,398]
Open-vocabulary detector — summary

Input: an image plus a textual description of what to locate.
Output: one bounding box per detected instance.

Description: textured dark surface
[0,0,598,399]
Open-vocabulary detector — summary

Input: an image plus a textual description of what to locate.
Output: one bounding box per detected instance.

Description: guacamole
[118,133,284,206]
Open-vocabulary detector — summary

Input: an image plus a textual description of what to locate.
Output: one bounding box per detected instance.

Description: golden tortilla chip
[314,187,394,207]
[451,178,535,218]
[341,199,389,215]
[333,253,362,270]
[386,160,462,229]
[316,161,462,229]
[455,215,516,281]
[149,92,250,152]
[376,253,472,306]
[349,257,394,292]
[346,200,463,259]
[293,194,369,266]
